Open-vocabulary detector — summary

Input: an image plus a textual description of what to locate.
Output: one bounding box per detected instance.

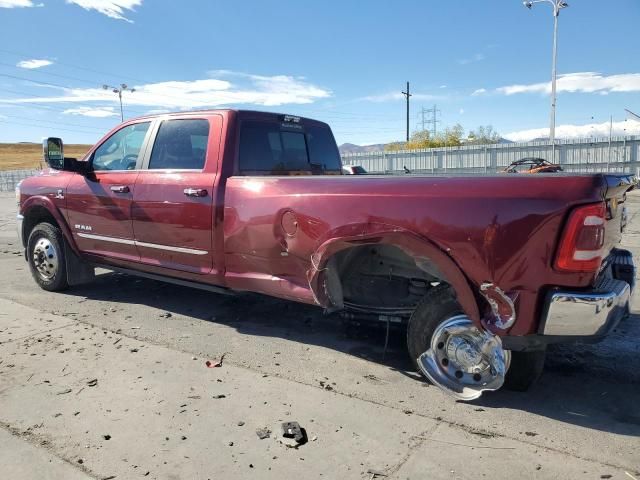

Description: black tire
[406,284,462,371]
[26,222,69,292]
[503,349,546,392]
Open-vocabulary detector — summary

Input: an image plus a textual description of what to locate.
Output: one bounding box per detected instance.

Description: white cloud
[459,108,465,115]
[63,106,119,118]
[2,71,331,108]
[496,72,640,96]
[504,120,640,142]
[0,0,40,7]
[144,108,170,115]
[66,0,142,22]
[458,53,485,65]
[439,85,447,89]
[17,59,53,69]
[471,88,487,96]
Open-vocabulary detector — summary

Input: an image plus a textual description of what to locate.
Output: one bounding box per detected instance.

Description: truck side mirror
[43,137,65,170]
[42,137,88,174]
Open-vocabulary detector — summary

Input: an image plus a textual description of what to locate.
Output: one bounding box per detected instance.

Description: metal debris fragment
[281,421,308,447]
[206,353,227,368]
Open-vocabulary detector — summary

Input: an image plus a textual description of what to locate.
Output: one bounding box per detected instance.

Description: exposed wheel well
[325,244,448,316]
[22,206,59,247]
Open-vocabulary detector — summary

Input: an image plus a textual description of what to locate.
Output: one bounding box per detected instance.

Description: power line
[0,87,150,117]
[0,67,199,110]
[0,119,103,135]
[0,113,110,132]
[1,52,393,123]
[625,109,640,121]
[0,61,101,87]
[0,47,155,86]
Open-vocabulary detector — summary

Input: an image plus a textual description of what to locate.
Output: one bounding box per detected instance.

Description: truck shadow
[68,271,640,437]
[466,313,640,437]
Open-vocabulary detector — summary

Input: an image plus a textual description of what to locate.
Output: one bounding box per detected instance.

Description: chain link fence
[0,169,41,192]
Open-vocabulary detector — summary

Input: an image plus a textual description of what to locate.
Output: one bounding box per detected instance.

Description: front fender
[20,195,80,255]
[307,223,481,326]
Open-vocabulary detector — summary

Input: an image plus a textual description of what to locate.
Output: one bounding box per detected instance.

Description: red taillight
[555,203,606,273]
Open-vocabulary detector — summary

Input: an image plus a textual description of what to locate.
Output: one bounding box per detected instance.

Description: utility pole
[103,83,136,122]
[401,81,411,142]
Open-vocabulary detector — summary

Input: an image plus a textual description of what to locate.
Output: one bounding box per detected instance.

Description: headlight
[15,180,22,207]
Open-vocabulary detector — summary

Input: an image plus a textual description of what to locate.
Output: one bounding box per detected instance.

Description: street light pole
[550,6,559,154]
[524,1,568,161]
[103,83,136,122]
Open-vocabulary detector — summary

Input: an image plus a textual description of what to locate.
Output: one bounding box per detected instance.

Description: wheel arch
[21,196,78,254]
[307,224,481,326]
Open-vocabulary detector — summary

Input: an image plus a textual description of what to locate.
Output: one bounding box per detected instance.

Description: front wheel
[26,222,69,292]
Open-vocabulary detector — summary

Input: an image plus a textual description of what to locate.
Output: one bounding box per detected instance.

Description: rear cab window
[238,114,341,175]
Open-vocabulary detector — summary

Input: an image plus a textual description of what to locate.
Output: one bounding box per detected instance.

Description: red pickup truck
[16,109,635,400]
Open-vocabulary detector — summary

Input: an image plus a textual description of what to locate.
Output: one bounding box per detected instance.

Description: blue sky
[1,0,639,146]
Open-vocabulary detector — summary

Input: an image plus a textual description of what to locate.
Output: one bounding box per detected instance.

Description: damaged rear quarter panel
[222,174,604,335]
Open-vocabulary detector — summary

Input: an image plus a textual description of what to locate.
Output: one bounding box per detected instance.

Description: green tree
[384,141,407,152]
[406,129,431,149]
[467,125,500,144]
[384,123,468,150]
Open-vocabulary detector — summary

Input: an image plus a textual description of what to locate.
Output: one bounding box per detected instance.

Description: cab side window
[92,122,150,171]
[148,119,210,170]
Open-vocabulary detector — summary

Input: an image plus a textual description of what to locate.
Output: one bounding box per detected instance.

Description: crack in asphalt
[0,321,76,345]
[0,420,101,480]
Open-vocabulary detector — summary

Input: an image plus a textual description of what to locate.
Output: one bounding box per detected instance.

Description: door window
[148,119,210,170]
[92,122,150,171]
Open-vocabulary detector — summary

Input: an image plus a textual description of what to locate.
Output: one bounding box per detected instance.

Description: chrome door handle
[183,188,208,197]
[110,185,130,193]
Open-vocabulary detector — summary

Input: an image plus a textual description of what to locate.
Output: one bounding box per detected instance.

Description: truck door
[131,115,221,275]
[65,121,152,261]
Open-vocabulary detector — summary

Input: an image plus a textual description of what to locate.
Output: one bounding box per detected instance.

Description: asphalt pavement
[1,191,639,479]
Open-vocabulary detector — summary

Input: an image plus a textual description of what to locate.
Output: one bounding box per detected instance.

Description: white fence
[3,136,640,192]
[0,169,40,192]
[341,136,640,175]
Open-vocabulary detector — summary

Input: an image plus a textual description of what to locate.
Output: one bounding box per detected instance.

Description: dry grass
[0,143,93,171]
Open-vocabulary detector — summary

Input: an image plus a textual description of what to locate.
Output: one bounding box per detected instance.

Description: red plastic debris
[205,353,227,368]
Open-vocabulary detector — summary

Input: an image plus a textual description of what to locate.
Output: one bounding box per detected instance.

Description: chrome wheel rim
[417,315,511,400]
[32,237,58,280]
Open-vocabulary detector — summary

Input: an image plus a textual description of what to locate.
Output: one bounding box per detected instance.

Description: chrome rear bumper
[541,249,634,337]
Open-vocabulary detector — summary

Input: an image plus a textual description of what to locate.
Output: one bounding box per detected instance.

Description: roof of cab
[127,109,326,126]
